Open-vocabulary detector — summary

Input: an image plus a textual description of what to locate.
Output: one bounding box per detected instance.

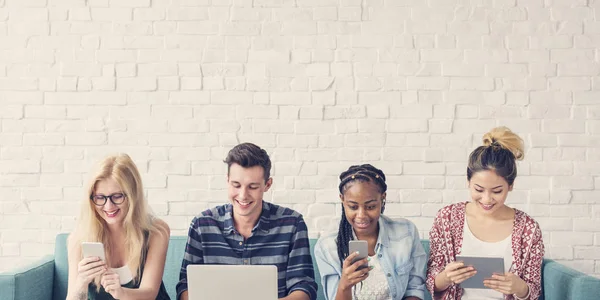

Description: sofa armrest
[0,255,55,300]
[542,259,600,300]
[576,274,600,297]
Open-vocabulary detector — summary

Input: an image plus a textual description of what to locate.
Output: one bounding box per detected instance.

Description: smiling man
[176,143,317,300]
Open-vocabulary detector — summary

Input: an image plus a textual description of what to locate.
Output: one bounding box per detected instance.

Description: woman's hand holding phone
[75,256,107,290]
[338,251,372,293]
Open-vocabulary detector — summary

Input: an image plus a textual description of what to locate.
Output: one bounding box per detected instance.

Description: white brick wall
[0,0,599,278]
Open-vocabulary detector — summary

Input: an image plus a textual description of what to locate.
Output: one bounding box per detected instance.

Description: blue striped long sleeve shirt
[176,201,317,300]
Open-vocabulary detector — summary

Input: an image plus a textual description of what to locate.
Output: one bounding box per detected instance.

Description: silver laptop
[187,264,278,300]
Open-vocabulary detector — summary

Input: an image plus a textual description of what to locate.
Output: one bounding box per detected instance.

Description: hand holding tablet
[442,261,477,286]
[455,256,505,289]
[483,272,530,297]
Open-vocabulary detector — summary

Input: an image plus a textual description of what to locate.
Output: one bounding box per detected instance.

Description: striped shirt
[176,201,317,300]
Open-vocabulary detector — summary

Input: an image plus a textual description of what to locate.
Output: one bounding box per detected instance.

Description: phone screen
[82,242,106,261]
[348,240,368,270]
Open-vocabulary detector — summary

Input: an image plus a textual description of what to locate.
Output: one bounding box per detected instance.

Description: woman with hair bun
[426,127,544,300]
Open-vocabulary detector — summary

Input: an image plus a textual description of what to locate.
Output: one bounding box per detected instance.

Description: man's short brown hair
[224,143,271,182]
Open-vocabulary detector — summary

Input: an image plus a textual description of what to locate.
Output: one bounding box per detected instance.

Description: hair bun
[482,126,524,160]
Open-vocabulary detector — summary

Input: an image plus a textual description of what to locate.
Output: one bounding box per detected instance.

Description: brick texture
[0,1,599,278]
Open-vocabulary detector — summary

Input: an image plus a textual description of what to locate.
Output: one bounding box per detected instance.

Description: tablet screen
[455,256,505,289]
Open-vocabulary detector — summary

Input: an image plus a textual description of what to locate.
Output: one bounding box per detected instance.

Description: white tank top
[111,265,134,285]
[460,217,513,300]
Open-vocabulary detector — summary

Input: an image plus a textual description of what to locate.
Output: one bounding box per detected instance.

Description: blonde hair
[72,154,166,290]
[467,127,525,186]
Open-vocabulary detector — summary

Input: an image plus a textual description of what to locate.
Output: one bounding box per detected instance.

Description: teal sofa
[1,233,599,300]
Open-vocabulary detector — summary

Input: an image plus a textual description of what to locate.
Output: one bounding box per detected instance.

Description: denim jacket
[314,215,427,300]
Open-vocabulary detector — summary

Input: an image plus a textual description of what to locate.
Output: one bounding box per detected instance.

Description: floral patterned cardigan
[426,202,544,300]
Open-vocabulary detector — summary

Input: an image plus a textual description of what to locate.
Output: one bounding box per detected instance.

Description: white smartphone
[348,240,369,270]
[82,242,106,262]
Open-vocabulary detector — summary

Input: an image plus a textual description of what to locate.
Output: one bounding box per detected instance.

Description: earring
[381,199,386,213]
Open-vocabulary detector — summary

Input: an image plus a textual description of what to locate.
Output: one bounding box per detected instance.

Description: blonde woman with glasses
[66,154,171,300]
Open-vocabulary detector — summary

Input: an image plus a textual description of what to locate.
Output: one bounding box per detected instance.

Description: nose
[238,188,247,200]
[356,207,366,218]
[482,192,492,203]
[104,198,117,209]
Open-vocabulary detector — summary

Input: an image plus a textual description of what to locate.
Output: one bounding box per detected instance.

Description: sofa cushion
[53,234,69,300]
[163,237,186,300]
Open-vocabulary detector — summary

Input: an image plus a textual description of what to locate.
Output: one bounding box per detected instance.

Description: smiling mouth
[478,202,495,211]
[354,220,371,229]
[104,209,120,218]
[236,200,253,208]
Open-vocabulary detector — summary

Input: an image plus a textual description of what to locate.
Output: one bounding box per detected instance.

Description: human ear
[264,178,273,191]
